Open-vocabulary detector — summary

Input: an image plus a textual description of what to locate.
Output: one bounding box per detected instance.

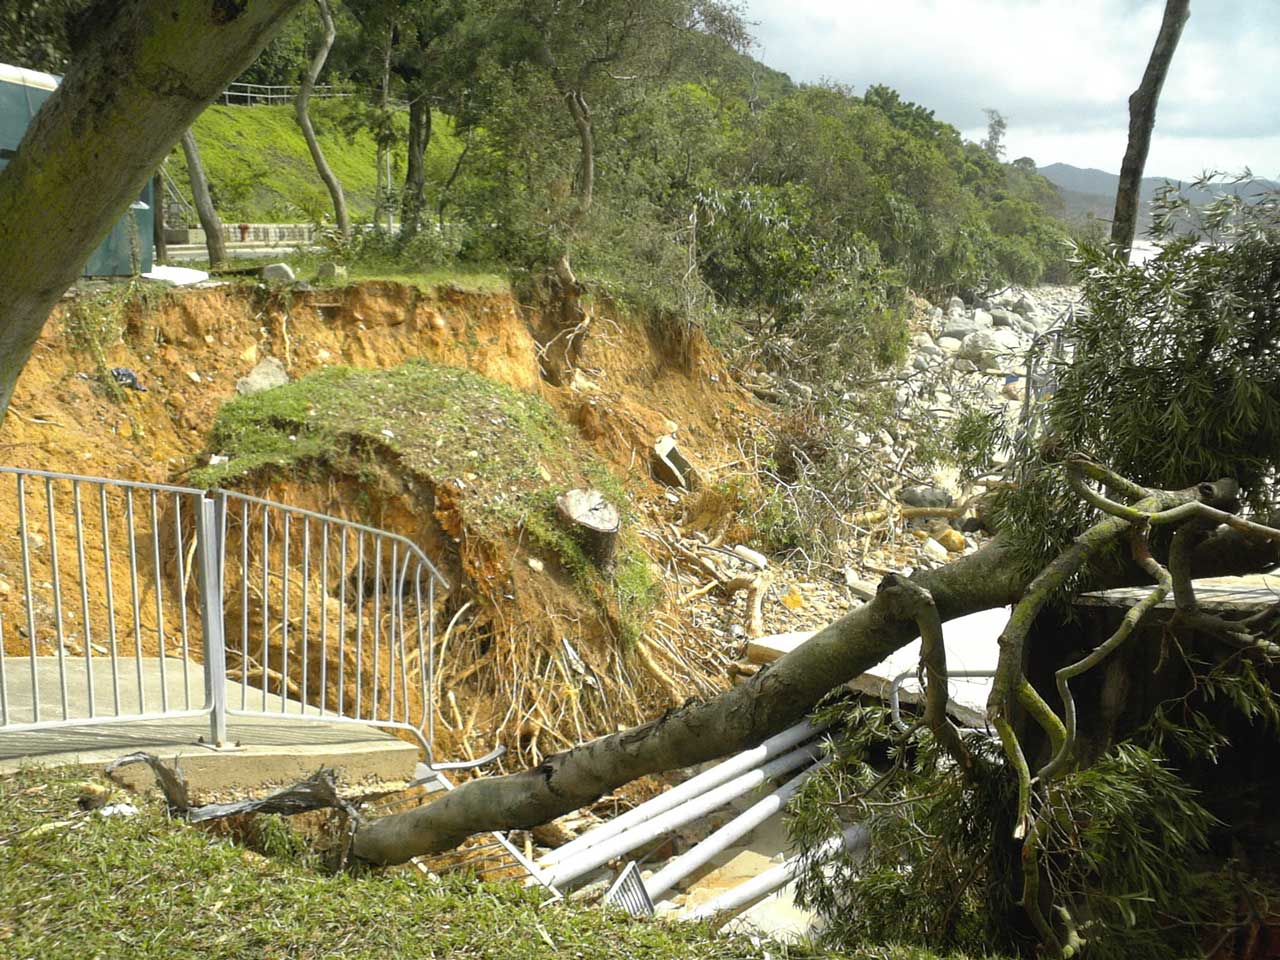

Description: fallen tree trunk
[349,512,1280,867]
[350,539,1025,865]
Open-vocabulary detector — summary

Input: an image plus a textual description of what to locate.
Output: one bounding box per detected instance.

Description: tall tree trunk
[296,0,350,240]
[565,89,594,225]
[375,20,394,234]
[151,172,167,264]
[181,130,227,267]
[1111,0,1190,257]
[401,97,431,237]
[0,0,302,423]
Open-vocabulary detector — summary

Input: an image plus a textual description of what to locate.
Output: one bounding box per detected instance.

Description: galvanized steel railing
[0,466,471,768]
[221,81,352,106]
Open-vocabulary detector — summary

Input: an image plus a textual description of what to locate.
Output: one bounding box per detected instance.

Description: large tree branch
[0,0,304,422]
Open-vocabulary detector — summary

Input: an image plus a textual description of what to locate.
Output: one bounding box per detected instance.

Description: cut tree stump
[556,488,620,571]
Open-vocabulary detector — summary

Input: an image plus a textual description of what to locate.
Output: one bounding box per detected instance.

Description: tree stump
[556,488,620,572]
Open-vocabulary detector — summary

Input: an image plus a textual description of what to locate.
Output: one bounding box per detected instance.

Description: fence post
[196,491,228,746]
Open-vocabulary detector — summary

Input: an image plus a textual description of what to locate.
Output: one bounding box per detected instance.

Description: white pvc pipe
[537,718,827,868]
[645,754,835,901]
[687,822,869,922]
[542,741,824,888]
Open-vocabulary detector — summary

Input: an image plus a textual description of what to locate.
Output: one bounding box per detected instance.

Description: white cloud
[742,0,1280,179]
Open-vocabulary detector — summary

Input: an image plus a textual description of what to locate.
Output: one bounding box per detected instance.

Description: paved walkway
[0,658,418,792]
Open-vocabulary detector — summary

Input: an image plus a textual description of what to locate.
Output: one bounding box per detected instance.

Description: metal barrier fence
[0,466,472,769]
[221,82,351,106]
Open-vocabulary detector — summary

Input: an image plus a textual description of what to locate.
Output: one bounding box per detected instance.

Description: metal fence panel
[0,468,458,767]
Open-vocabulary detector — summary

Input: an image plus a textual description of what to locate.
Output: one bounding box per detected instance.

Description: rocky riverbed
[899,283,1082,421]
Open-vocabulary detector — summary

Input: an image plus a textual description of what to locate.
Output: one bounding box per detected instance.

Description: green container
[0,62,154,276]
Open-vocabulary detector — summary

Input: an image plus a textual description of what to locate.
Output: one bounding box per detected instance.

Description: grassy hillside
[167,100,464,225]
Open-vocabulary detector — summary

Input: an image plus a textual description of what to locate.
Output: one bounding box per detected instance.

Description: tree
[0,0,303,422]
[477,1,743,242]
[295,0,350,240]
[981,107,1006,160]
[1111,0,1190,255]
[180,130,227,267]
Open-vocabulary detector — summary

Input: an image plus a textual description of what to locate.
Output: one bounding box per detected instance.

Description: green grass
[191,361,576,530]
[170,101,465,225]
[341,264,510,294]
[0,769,991,960]
[189,254,513,295]
[190,361,656,634]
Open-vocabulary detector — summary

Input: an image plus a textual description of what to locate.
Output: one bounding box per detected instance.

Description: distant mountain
[1037,162,1278,229]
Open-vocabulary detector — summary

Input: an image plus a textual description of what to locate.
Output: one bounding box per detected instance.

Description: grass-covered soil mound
[190,361,667,757]
[191,360,612,533]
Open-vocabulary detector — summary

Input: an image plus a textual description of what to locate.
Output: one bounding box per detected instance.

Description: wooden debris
[732,544,768,570]
[745,631,815,665]
[651,435,700,490]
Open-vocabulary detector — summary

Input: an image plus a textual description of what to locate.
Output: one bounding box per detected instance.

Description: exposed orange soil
[0,280,765,765]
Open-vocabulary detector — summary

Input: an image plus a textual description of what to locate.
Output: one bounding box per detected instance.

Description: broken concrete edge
[2,752,426,808]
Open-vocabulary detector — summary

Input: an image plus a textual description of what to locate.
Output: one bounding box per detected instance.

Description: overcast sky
[743,0,1279,181]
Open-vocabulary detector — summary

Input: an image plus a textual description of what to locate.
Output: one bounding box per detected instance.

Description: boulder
[236,356,290,396]
[261,262,295,284]
[941,321,977,341]
[651,435,700,490]
[937,336,963,353]
[1013,295,1036,317]
[990,308,1019,328]
[946,295,965,313]
[992,326,1025,353]
[972,308,994,329]
[958,330,1002,367]
[952,358,978,373]
[921,537,951,563]
[899,485,953,509]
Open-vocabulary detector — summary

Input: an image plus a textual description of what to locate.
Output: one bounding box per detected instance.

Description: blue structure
[0,62,154,276]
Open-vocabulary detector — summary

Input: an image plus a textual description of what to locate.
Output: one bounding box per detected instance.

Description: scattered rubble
[261,262,296,284]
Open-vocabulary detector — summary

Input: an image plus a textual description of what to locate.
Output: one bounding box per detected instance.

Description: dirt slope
[0,279,766,766]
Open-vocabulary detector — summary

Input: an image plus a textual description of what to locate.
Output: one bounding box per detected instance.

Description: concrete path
[0,658,418,792]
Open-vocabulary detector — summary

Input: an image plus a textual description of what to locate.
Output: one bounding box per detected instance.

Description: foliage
[981,109,1007,161]
[0,0,81,72]
[994,175,1280,574]
[789,700,1263,960]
